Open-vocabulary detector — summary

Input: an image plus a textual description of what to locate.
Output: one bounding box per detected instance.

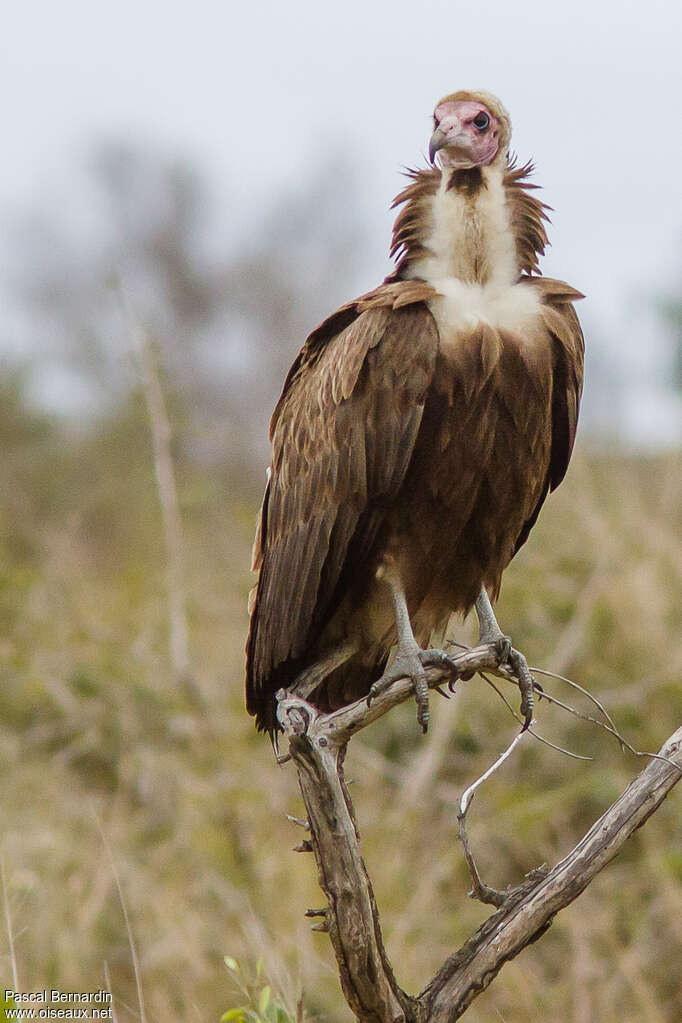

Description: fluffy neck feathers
[390,160,550,285]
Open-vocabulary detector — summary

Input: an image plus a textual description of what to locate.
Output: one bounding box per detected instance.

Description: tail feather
[248,647,390,739]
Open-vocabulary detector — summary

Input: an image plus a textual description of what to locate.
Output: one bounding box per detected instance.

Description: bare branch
[422,723,682,1021]
[277,672,682,1023]
[456,730,534,906]
[284,641,519,747]
[281,716,413,1023]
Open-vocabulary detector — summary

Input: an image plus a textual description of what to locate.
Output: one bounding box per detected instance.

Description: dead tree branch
[276,654,682,1023]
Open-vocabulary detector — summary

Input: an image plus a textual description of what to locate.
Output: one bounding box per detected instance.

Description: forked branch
[276,655,682,1023]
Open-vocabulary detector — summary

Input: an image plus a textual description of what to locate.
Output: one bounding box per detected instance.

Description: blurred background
[0,1,680,1020]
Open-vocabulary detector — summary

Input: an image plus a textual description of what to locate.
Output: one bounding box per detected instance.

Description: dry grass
[0,431,680,1021]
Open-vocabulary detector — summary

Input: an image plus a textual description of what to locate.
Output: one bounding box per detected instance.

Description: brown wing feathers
[526,277,585,488]
[245,287,440,731]
[511,280,585,555]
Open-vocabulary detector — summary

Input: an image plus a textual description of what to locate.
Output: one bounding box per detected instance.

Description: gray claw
[367,646,460,733]
[494,635,512,664]
[508,648,535,728]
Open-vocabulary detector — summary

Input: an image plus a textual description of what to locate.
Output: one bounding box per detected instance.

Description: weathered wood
[422,724,682,1021]
[278,665,682,1022]
[286,724,414,1022]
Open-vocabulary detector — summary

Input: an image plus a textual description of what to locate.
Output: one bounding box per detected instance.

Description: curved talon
[415,672,429,733]
[421,648,460,672]
[508,648,535,729]
[494,634,512,665]
[367,647,459,733]
[475,588,537,730]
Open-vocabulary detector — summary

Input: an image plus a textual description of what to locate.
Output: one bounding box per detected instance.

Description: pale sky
[1,0,681,443]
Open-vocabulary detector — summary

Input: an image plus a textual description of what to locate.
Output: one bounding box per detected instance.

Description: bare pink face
[429,100,501,169]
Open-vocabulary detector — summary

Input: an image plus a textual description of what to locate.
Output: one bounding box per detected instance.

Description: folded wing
[513,276,585,554]
[245,283,440,732]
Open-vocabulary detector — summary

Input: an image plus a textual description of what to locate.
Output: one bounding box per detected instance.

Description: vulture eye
[473,111,490,131]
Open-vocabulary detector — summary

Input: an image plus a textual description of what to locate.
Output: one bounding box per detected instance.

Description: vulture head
[429,89,511,170]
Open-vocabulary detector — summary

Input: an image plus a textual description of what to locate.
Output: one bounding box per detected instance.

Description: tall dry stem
[119,289,193,694]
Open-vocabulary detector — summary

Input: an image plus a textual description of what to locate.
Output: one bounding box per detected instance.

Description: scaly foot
[368,644,459,733]
[475,588,537,729]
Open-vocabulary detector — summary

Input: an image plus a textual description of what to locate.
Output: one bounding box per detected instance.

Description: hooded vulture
[246,89,584,738]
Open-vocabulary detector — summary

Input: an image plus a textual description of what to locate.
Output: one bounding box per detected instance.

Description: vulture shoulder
[246,280,440,727]
[513,275,585,553]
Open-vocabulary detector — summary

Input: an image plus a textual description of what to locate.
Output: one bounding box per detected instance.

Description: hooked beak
[429,117,468,165]
[428,127,447,165]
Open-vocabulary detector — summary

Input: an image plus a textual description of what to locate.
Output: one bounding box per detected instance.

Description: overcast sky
[1,0,681,443]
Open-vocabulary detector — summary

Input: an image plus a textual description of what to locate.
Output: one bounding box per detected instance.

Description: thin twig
[103,962,120,1023]
[494,669,682,776]
[459,730,528,818]
[93,814,147,1023]
[481,673,593,761]
[286,815,310,830]
[530,666,620,734]
[456,728,533,907]
[1,857,19,992]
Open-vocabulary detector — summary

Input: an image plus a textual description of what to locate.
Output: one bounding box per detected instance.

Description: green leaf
[220,1009,246,1022]
[258,986,271,1015]
[256,955,263,978]
[224,955,240,972]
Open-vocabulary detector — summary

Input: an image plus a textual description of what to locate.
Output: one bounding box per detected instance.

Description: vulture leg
[474,587,536,728]
[475,587,510,652]
[368,570,459,733]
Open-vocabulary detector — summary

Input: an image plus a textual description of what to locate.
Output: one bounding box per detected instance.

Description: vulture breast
[386,289,555,644]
